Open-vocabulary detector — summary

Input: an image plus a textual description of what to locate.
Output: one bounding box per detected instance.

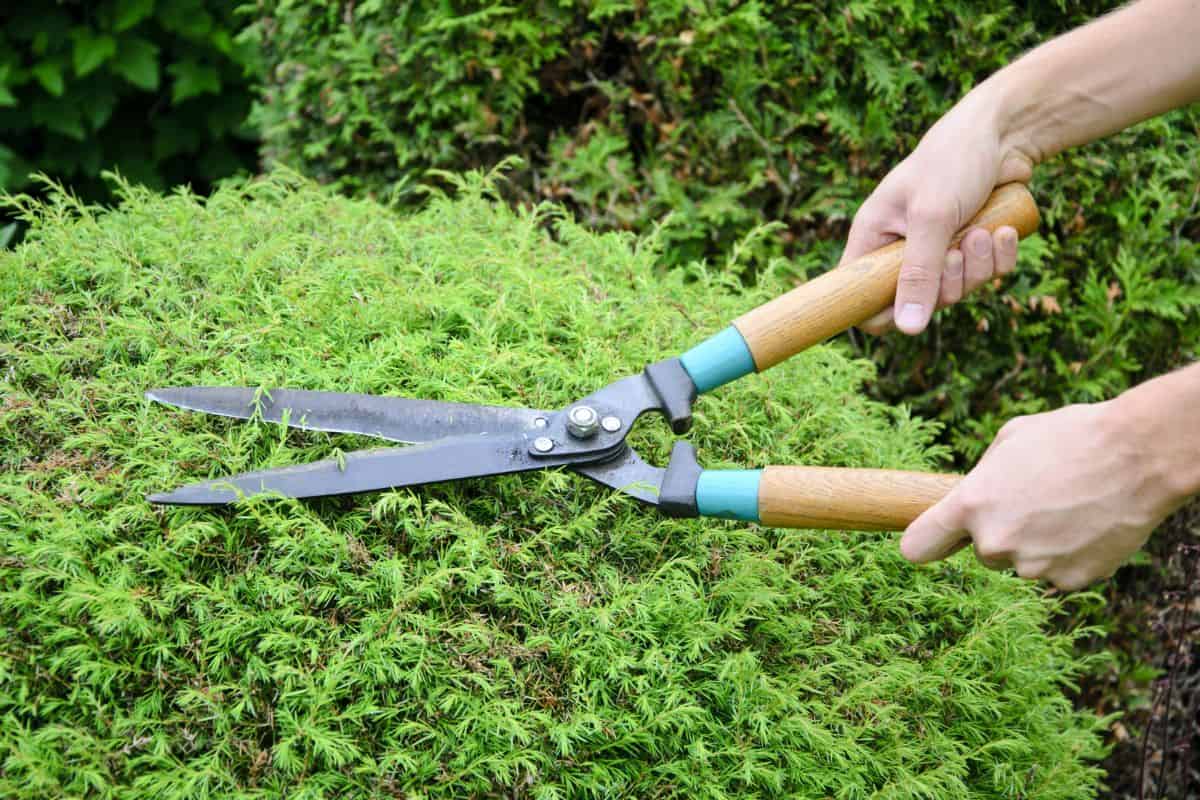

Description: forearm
[971,0,1200,164]
[1109,361,1200,505]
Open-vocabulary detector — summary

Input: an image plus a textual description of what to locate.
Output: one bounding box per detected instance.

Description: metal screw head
[532,417,548,428]
[532,436,555,453]
[566,405,600,439]
[600,415,622,433]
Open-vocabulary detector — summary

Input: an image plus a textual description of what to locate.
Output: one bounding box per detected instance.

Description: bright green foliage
[0,1,259,201]
[247,0,1200,457]
[0,172,1107,797]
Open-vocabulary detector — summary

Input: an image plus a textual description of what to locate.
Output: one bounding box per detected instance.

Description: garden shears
[147,185,1038,531]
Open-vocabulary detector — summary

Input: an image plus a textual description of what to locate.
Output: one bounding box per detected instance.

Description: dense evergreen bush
[0,0,259,222]
[0,172,1107,797]
[248,1,1200,456]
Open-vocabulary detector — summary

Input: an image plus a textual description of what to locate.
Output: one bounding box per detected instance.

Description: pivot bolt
[566,405,600,439]
[600,415,622,433]
[532,436,555,453]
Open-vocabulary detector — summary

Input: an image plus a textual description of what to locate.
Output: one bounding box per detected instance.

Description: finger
[894,200,959,334]
[980,415,1027,460]
[961,227,994,295]
[975,552,1011,571]
[994,226,1019,276]
[900,494,970,564]
[1048,571,1095,592]
[840,211,899,267]
[1014,559,1051,581]
[942,539,971,558]
[938,249,965,308]
[859,307,895,335]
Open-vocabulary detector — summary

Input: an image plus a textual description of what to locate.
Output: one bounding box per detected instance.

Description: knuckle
[910,198,958,229]
[1014,561,1044,580]
[1052,574,1090,592]
[972,533,1007,561]
[953,484,988,519]
[898,263,939,289]
[997,418,1027,439]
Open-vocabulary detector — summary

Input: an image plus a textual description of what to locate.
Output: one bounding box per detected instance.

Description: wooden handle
[733,183,1039,371]
[758,466,961,531]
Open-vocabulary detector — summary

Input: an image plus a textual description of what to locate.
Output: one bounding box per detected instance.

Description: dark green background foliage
[248,0,1200,456]
[0,174,1106,797]
[0,0,258,206]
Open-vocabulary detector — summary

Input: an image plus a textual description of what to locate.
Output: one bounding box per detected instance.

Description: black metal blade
[145,387,549,443]
[146,431,598,505]
[574,447,664,506]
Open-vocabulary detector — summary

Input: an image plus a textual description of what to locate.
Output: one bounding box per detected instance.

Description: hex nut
[566,405,600,439]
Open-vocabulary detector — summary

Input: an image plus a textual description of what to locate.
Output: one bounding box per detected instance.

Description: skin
[841,0,1200,589]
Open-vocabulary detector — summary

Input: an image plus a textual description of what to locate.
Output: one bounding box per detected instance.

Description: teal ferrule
[695,470,762,522]
[679,326,756,394]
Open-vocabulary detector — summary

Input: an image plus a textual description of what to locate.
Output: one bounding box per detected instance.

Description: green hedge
[248,1,1200,457]
[0,173,1106,797]
[0,0,258,212]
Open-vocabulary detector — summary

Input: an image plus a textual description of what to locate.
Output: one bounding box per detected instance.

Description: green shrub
[0,171,1107,797]
[0,1,259,211]
[248,0,1200,457]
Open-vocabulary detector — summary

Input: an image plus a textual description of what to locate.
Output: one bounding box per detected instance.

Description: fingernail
[896,303,925,332]
[973,234,990,256]
[946,252,964,277]
[998,227,1017,249]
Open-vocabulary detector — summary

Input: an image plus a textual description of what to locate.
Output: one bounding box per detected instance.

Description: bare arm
[1111,362,1200,504]
[845,0,1200,335]
[996,0,1200,167]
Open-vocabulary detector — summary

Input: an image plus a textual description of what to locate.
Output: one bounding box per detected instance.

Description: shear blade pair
[145,361,693,513]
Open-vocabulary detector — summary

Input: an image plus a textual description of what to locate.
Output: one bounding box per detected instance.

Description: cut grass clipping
[1,172,1106,798]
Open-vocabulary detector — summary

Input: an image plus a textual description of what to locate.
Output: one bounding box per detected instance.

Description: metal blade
[574,447,664,506]
[147,431,591,505]
[145,387,550,443]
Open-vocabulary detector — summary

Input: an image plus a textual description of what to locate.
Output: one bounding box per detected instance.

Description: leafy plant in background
[0,171,1109,797]
[0,0,260,224]
[247,0,1200,459]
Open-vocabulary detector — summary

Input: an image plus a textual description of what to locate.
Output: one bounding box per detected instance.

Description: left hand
[900,401,1183,590]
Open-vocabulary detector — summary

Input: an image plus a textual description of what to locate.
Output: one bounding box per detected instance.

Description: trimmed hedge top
[0,173,1104,797]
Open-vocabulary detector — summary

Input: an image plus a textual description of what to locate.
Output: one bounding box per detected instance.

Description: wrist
[973,61,1056,169]
[1106,367,1200,507]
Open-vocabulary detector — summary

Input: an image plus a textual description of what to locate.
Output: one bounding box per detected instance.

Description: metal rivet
[532,436,555,453]
[600,415,621,433]
[566,405,600,439]
[533,417,548,428]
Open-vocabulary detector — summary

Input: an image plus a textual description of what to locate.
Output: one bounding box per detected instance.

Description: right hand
[841,96,1036,335]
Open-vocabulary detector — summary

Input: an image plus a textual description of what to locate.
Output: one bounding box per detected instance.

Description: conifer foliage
[0,173,1106,797]
[247,0,1200,459]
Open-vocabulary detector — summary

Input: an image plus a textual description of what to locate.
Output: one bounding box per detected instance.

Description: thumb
[839,205,898,268]
[894,202,958,334]
[900,492,969,564]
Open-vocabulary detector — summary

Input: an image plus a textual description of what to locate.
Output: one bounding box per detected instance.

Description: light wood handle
[733,183,1039,370]
[758,466,961,531]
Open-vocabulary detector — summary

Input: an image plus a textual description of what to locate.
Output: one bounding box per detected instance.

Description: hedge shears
[148,185,1038,531]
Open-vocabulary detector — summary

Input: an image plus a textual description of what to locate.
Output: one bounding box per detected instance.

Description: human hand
[899,402,1186,591]
[841,96,1035,335]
